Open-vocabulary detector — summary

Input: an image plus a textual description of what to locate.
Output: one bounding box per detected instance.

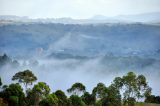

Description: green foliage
[92,83,106,99]
[93,84,122,106]
[32,82,50,105]
[39,99,50,106]
[8,96,19,106]
[26,82,50,106]
[81,92,95,105]
[26,89,35,106]
[0,70,159,106]
[69,95,86,106]
[104,85,121,106]
[12,69,37,89]
[113,77,123,88]
[0,83,26,106]
[32,82,50,95]
[113,72,150,106]
[127,97,136,106]
[55,90,70,106]
[94,100,102,106]
[67,82,86,96]
[145,95,160,104]
[144,86,152,98]
[39,93,58,106]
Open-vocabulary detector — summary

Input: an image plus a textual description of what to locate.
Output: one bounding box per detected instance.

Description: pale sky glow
[0,0,160,19]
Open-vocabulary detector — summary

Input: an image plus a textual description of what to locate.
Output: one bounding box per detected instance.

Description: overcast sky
[0,0,160,19]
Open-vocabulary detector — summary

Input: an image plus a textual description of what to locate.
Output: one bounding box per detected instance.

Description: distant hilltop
[0,12,160,24]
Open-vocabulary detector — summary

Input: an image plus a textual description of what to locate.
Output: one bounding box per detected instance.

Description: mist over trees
[0,70,160,106]
[0,54,20,68]
[0,22,160,106]
[0,54,39,69]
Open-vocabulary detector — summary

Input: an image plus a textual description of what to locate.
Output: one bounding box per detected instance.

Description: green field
[136,103,160,106]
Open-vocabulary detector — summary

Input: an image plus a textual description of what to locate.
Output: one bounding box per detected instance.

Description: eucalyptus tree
[39,93,58,106]
[101,84,122,106]
[12,69,37,90]
[113,72,150,106]
[67,82,86,96]
[81,92,95,106]
[92,83,106,100]
[0,83,26,106]
[69,95,86,106]
[55,90,69,106]
[32,82,50,106]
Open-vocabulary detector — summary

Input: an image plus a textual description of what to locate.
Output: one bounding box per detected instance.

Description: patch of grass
[136,102,160,106]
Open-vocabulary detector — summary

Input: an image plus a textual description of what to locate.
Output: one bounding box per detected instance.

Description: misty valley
[0,22,160,106]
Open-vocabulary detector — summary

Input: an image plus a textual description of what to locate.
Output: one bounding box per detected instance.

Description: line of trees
[0,54,20,68]
[0,54,39,69]
[0,70,160,106]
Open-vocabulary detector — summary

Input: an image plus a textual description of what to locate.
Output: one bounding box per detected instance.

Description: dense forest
[0,69,160,106]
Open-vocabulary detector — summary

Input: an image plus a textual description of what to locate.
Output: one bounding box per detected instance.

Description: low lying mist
[0,23,160,96]
[0,56,160,96]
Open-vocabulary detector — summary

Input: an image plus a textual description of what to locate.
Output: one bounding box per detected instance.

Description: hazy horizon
[0,0,160,19]
[0,11,160,20]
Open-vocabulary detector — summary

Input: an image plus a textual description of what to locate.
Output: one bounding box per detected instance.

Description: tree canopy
[0,70,159,106]
[12,69,37,89]
[67,82,86,96]
[113,72,150,106]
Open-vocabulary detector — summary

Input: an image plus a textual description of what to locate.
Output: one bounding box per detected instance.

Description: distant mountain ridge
[0,12,160,24]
